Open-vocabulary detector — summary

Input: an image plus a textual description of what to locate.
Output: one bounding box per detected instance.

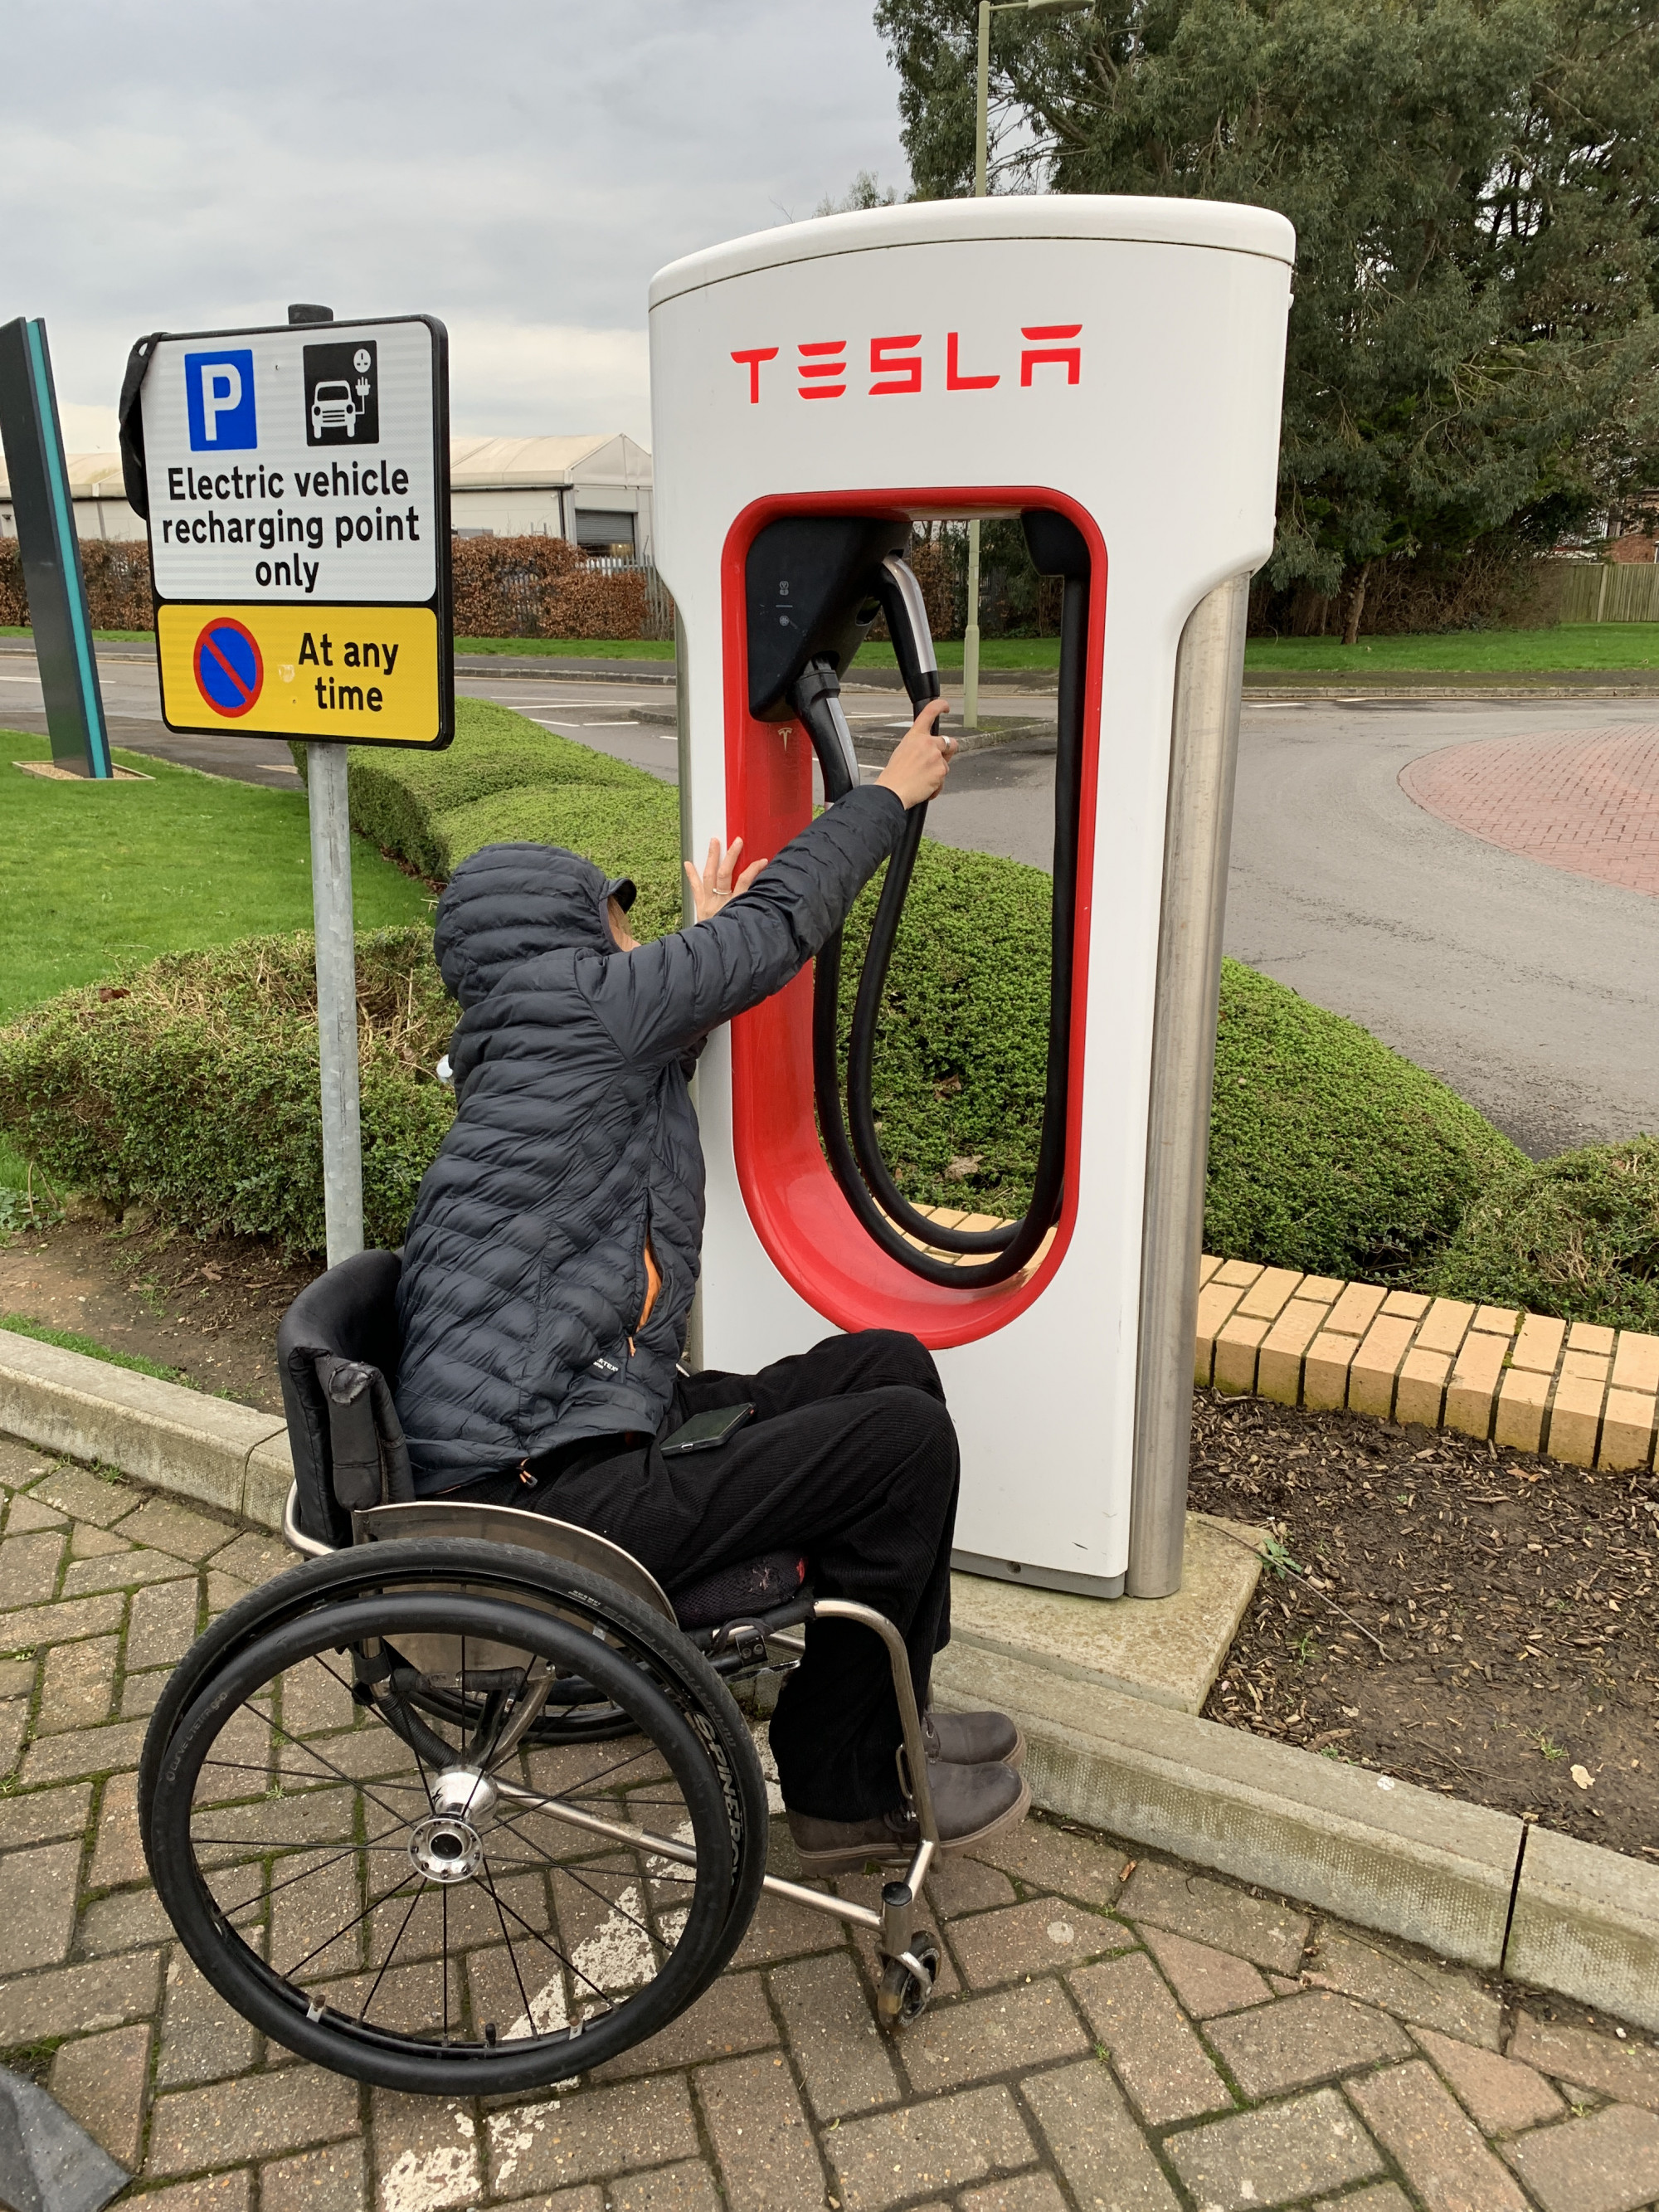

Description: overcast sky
[5,0,911,453]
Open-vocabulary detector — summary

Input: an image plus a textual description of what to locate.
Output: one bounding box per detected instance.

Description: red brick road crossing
[1401,725,1659,897]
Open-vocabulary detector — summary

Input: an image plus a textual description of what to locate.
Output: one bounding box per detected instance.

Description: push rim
[146,1586,752,2093]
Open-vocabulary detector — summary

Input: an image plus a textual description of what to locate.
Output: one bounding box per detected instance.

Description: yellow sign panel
[157,602,443,747]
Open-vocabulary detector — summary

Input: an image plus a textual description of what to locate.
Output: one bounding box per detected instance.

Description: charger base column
[1130,572,1251,1596]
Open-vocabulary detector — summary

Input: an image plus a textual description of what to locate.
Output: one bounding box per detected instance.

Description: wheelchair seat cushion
[670,1549,807,1630]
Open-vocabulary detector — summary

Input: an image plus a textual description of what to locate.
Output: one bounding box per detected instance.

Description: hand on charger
[684,835,767,923]
[878,696,956,809]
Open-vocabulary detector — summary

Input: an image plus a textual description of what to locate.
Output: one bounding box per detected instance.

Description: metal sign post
[0,316,114,778]
[120,304,453,1264]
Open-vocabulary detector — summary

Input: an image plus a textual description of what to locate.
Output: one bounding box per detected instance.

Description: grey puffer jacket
[394,784,905,1491]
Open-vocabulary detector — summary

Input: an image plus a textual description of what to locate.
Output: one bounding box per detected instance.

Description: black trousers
[453,1330,959,1819]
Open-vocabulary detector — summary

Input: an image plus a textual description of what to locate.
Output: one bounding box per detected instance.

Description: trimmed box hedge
[296,698,657,880]
[1205,960,1524,1280]
[0,695,1533,1286]
[1421,1137,1659,1332]
[0,931,454,1253]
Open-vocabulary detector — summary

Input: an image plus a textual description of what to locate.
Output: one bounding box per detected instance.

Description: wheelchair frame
[279,1478,946,2017]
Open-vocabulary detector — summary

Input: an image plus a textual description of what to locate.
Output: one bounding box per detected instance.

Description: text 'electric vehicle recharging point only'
[649,197,1292,1598]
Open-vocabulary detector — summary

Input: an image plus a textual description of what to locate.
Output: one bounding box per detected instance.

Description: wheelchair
[137,1249,945,2097]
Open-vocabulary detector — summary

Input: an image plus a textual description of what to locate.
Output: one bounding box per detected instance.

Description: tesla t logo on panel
[728,326,1082,403]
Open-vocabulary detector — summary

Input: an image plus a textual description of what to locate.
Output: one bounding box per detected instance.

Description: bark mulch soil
[1189,1386,1659,1864]
[0,1213,311,1415]
[4,1220,1656,1860]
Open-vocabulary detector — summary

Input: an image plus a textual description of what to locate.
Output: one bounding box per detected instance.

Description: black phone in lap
[659,1403,755,1455]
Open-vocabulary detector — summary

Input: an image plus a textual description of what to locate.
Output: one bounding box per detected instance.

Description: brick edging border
[1,1321,1655,2034]
[1197,1255,1659,1471]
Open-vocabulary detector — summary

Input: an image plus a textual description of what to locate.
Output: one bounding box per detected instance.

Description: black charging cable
[791,527,1089,1288]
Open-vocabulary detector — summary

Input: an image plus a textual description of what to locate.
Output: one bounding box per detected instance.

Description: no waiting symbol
[193,618,264,717]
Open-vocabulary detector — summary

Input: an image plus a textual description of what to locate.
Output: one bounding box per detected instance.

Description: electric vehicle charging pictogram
[304,339,378,444]
[192,616,264,717]
[649,196,1293,1600]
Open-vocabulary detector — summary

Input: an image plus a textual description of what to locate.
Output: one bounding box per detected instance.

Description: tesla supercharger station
[649,197,1292,1600]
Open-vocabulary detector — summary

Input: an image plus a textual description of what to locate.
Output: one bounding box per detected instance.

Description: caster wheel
[876,1932,941,2030]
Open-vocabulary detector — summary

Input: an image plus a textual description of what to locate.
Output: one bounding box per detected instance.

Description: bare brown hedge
[450,535,649,639]
[0,538,154,630]
[0,533,654,641]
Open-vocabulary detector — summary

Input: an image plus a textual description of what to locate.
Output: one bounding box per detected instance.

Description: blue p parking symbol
[186,348,257,451]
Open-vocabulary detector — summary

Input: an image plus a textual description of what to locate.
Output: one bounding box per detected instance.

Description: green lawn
[456,636,679,660]
[1243,622,1659,671]
[450,635,1061,670]
[12,618,1659,674]
[453,623,1659,673]
[0,626,153,644]
[0,733,432,1191]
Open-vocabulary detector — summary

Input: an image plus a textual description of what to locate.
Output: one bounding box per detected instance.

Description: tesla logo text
[730,325,1082,403]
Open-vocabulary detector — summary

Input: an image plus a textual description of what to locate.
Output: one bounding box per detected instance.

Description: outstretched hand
[877,696,956,809]
[684,835,767,923]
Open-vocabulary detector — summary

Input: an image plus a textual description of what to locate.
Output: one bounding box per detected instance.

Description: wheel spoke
[486,1883,616,2015]
[358,1879,426,2024]
[284,1864,425,1981]
[216,1815,415,1922]
[155,1580,745,2080]
[552,1742,680,1796]
[479,1851,536,2034]
[251,1702,423,1834]
[552,1857,660,1948]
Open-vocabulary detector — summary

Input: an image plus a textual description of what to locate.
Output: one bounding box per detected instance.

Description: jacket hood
[434,842,624,1008]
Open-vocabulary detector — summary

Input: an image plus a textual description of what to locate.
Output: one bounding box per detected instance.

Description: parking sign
[124,312,451,749]
[185,350,257,451]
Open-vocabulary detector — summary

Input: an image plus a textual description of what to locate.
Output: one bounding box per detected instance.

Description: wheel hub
[410,1814,484,1883]
[409,1769,497,1884]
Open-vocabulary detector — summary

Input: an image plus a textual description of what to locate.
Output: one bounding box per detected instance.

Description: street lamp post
[961,0,1091,730]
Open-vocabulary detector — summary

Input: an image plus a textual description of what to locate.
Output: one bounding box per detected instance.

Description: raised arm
[581,783,904,1063]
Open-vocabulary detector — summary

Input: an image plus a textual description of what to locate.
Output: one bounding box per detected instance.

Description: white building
[0,434,654,556]
[448,434,653,555]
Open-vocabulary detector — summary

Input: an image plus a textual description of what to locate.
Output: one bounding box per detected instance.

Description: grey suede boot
[924,1708,1024,1768]
[786,1757,1029,1878]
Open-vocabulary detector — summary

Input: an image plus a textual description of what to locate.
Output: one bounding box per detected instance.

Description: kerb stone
[931,1643,1523,1970]
[1504,1823,1659,2034]
[0,1330,284,1517]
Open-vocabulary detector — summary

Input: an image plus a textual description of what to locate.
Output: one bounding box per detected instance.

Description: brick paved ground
[1400,724,1659,897]
[2,1429,1657,2212]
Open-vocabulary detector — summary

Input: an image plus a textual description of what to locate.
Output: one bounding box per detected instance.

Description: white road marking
[379,2107,479,2212]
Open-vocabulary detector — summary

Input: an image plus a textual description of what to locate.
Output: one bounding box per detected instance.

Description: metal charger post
[307,740,363,1264]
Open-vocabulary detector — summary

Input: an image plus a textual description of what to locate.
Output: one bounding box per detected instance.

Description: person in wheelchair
[392,697,1027,1876]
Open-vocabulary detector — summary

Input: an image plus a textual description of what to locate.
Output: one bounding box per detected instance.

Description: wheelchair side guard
[353,1497,679,1623]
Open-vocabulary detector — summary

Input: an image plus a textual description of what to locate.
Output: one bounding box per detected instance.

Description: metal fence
[1541,559,1659,625]
[582,556,677,641]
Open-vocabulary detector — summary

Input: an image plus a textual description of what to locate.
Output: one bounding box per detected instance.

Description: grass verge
[0,735,431,1026]
[1243,622,1659,672]
[0,732,431,1194]
[0,1310,182,1381]
[15,621,1653,674]
[0,627,152,644]
[450,624,1659,675]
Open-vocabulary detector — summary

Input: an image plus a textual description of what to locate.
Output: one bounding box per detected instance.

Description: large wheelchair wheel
[139,1541,770,2095]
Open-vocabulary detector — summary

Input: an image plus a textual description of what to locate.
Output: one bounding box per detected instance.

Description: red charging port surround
[721,487,1105,1350]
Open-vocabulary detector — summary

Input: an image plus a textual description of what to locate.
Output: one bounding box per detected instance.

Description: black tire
[139,1542,769,2094]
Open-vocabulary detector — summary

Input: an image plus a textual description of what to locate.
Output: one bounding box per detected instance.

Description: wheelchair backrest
[277,1247,411,1547]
